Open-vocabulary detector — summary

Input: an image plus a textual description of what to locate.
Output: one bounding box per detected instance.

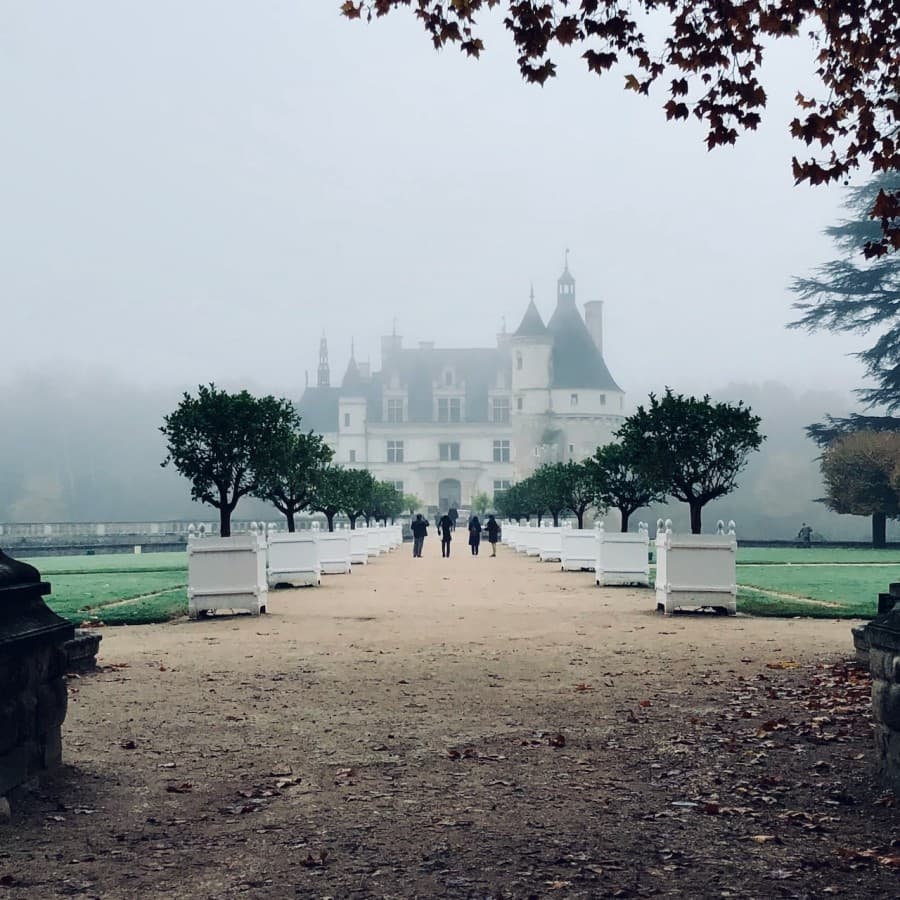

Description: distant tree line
[160,384,403,536]
[496,390,763,535]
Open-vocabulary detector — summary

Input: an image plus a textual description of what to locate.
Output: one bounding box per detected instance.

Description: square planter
[267,531,320,587]
[316,532,352,575]
[188,534,268,618]
[539,528,563,562]
[655,519,737,615]
[350,528,369,565]
[595,523,650,586]
[561,529,598,571]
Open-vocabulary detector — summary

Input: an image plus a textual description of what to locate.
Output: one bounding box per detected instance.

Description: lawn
[23,552,189,626]
[734,552,897,618]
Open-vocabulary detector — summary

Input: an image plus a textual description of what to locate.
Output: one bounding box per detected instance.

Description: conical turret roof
[513,293,548,338]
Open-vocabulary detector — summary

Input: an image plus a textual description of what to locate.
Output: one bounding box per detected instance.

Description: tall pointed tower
[317,334,330,388]
[510,285,553,478]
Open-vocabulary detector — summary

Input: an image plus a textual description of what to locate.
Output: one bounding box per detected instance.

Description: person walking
[448,507,458,532]
[411,514,428,558]
[439,512,453,558]
[797,522,813,547]
[486,514,500,557]
[468,515,482,556]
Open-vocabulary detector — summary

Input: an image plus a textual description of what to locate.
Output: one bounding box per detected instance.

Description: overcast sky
[1,1,872,403]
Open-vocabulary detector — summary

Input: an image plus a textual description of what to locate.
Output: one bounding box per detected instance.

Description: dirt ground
[3,539,900,899]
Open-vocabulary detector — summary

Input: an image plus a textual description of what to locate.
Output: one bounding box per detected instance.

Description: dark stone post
[867,605,900,795]
[0,548,74,798]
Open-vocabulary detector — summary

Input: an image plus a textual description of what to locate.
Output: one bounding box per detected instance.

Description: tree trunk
[219,504,231,538]
[286,509,296,533]
[537,513,543,526]
[552,511,560,527]
[576,509,584,529]
[689,501,703,535]
[620,508,630,533]
[349,515,357,530]
[326,512,335,532]
[873,511,887,548]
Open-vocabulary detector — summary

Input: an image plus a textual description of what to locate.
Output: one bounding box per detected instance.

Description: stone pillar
[868,606,900,795]
[0,549,74,798]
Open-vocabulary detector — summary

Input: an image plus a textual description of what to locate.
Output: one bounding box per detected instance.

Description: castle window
[438,398,461,423]
[516,396,523,411]
[392,480,404,493]
[599,394,606,406]
[493,480,511,498]
[387,398,403,423]
[570,393,578,407]
[568,443,575,456]
[493,440,510,463]
[344,412,351,427]
[387,440,404,463]
[516,352,523,371]
[492,396,510,423]
[445,370,453,386]
[439,442,460,461]
[349,449,357,463]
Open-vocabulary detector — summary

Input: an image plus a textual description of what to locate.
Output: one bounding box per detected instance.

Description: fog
[0,3,886,537]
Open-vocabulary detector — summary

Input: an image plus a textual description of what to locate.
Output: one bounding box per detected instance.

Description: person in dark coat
[468,515,482,556]
[411,514,428,558]
[439,513,453,558]
[448,507,458,532]
[486,514,501,557]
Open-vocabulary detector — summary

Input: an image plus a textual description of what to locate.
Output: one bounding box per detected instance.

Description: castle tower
[510,285,553,478]
[317,334,330,388]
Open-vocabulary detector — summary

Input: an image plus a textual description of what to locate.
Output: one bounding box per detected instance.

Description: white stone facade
[299,263,625,512]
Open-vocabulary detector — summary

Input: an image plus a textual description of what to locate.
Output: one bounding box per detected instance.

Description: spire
[557,251,575,307]
[317,333,330,387]
[513,286,548,338]
[350,337,356,361]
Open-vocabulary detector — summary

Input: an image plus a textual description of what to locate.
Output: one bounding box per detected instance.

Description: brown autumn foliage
[341,1,899,257]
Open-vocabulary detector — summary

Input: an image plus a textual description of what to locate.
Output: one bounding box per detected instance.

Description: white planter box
[501,523,516,546]
[561,530,598,571]
[539,528,563,562]
[350,528,369,565]
[595,523,650,586]
[525,527,543,557]
[655,520,737,615]
[367,528,383,557]
[267,532,320,587]
[317,532,352,574]
[514,526,533,553]
[188,534,268,618]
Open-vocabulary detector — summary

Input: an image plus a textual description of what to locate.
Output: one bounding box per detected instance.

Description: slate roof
[547,300,622,391]
[297,386,341,432]
[513,299,548,338]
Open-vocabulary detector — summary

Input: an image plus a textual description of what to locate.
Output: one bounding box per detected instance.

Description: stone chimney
[583,301,603,354]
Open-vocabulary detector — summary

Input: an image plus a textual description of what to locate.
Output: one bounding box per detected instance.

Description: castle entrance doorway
[438,478,461,512]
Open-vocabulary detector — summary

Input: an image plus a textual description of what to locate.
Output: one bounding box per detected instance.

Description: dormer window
[570,393,578,407]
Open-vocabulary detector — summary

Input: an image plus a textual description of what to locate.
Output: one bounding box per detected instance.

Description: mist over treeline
[0,370,891,541]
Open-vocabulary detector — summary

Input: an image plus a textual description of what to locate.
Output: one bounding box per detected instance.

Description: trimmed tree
[403,493,424,516]
[369,481,404,524]
[586,443,666,533]
[530,463,569,527]
[618,389,764,534]
[340,468,377,530]
[255,427,333,532]
[471,490,491,518]
[557,460,598,529]
[308,465,350,532]
[821,431,900,548]
[160,384,297,537]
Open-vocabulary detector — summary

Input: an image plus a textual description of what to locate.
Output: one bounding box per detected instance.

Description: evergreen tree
[791,173,900,409]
